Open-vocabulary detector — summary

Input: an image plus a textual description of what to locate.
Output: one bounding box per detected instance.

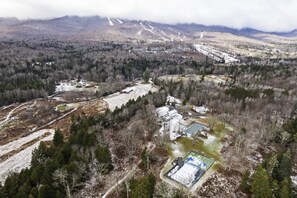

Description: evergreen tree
[140,147,148,170]
[96,145,113,172]
[53,129,64,147]
[143,68,150,83]
[130,173,156,198]
[278,150,292,181]
[146,173,156,196]
[240,170,250,193]
[265,155,279,176]
[279,177,291,198]
[251,166,272,198]
[271,179,279,198]
[31,142,50,166]
[0,184,6,198]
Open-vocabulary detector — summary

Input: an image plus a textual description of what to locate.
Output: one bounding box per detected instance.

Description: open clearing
[0,81,158,184]
[55,80,99,93]
[103,82,158,111]
[0,98,107,183]
[0,129,53,157]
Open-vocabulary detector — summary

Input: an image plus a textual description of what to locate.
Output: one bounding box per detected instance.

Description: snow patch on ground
[55,81,98,93]
[103,82,157,111]
[0,129,54,156]
[107,17,114,26]
[171,143,183,157]
[55,83,78,92]
[0,129,55,184]
[291,176,297,186]
[203,134,216,145]
[51,96,65,102]
[140,22,155,35]
[137,30,142,35]
[114,18,123,24]
[200,32,204,39]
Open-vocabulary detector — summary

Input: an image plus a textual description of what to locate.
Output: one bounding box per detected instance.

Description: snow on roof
[167,96,181,104]
[192,106,209,114]
[156,106,169,118]
[156,105,183,141]
[121,87,135,93]
[170,163,198,187]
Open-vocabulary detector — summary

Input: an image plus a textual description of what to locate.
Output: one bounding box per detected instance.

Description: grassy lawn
[165,114,233,169]
[175,137,221,161]
[56,104,75,112]
[202,116,233,141]
[57,105,67,111]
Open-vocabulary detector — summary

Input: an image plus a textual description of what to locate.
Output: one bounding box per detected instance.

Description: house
[192,106,209,114]
[166,96,181,105]
[121,87,135,94]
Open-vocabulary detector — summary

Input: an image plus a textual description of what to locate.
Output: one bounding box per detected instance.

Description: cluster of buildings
[157,96,215,189]
[194,44,240,64]
[156,96,210,141]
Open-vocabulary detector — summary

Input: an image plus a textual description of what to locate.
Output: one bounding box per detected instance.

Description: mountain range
[0,16,296,41]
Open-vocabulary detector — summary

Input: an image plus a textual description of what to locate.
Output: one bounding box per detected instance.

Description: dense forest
[1,38,297,197]
[2,71,297,197]
[0,40,213,106]
[239,117,297,197]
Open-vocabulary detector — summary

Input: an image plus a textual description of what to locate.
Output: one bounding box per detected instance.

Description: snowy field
[0,129,55,184]
[0,129,53,156]
[55,80,98,92]
[103,82,158,111]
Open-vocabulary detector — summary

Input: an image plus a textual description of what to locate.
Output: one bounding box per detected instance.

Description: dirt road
[101,143,155,198]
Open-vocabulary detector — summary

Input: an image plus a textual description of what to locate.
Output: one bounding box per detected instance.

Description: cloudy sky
[0,0,296,32]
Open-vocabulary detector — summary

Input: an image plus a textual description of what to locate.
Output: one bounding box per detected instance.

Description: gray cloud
[0,0,296,32]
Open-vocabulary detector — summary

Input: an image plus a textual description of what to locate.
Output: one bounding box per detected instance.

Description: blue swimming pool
[184,123,206,136]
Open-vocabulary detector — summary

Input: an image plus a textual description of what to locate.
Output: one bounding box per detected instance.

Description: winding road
[0,102,30,128]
